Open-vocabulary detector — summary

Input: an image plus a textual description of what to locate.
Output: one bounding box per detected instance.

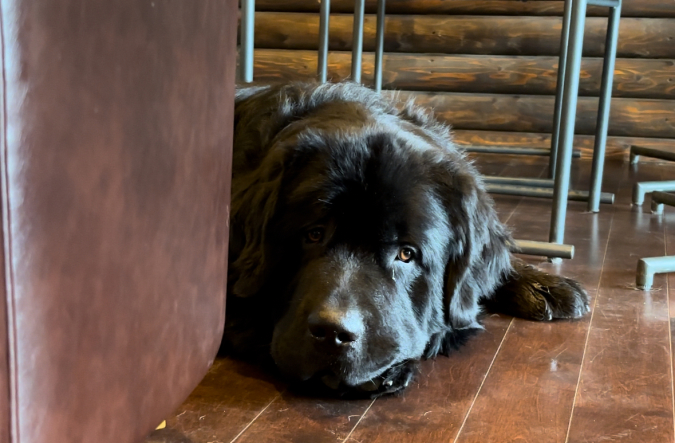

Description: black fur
[223,81,590,397]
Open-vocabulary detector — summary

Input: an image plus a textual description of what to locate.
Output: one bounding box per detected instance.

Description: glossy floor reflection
[147,155,675,443]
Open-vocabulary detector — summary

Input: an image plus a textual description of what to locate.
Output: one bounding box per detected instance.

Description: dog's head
[227,82,511,395]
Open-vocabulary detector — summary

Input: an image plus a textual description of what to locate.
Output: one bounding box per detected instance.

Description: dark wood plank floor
[147,155,675,443]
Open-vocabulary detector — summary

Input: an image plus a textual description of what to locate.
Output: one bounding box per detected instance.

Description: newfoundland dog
[223,81,589,397]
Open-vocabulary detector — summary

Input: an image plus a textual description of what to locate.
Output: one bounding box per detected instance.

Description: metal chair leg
[587,1,622,212]
[651,191,675,215]
[374,0,386,92]
[318,0,331,83]
[549,0,573,179]
[510,240,574,260]
[486,184,614,204]
[637,256,675,290]
[351,0,366,83]
[633,181,675,205]
[630,145,675,164]
[240,0,256,83]
[550,0,588,245]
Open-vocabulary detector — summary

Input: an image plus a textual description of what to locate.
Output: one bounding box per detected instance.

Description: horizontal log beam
[251,13,675,58]
[254,0,675,18]
[249,49,675,99]
[398,91,675,139]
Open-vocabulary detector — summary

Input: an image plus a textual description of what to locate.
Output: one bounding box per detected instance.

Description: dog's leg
[482,259,590,321]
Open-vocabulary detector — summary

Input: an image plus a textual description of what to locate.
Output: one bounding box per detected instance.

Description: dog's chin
[318,367,387,391]
[297,360,419,398]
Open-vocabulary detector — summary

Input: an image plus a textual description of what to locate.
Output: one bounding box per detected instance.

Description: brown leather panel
[0,1,236,442]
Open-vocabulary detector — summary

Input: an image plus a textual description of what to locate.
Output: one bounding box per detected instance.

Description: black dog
[224,82,589,397]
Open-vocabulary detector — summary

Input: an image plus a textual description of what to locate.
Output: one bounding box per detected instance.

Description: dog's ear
[396,100,513,330]
[229,85,304,298]
[229,155,285,298]
[396,99,513,329]
[440,167,512,330]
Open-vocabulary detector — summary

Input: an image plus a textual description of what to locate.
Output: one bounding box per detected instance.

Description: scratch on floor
[228,394,281,443]
[595,430,632,441]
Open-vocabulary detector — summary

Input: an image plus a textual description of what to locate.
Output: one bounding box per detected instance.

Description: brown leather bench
[0,1,237,441]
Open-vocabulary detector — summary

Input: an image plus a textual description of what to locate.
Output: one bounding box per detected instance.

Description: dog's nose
[307,309,363,346]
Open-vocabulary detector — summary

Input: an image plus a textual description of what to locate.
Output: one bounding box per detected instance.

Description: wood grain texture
[565,162,675,443]
[255,0,675,18]
[399,91,675,139]
[250,49,675,99]
[234,393,372,443]
[150,359,283,443]
[449,160,615,443]
[251,13,675,58]
[345,316,512,443]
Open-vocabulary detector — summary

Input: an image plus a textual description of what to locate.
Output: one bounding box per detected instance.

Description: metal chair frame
[631,146,675,290]
[473,0,623,250]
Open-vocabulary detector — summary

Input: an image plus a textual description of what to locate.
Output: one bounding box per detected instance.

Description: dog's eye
[306,228,324,243]
[397,247,415,263]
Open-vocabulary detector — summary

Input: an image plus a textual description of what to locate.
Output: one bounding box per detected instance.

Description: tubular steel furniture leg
[484,177,556,188]
[474,0,621,210]
[351,0,366,82]
[631,145,675,164]
[318,0,331,82]
[550,0,587,245]
[549,0,573,179]
[632,181,675,205]
[510,240,575,260]
[464,146,582,157]
[374,0,386,91]
[486,184,615,204]
[651,191,675,215]
[588,1,622,212]
[637,257,675,290]
[240,0,256,83]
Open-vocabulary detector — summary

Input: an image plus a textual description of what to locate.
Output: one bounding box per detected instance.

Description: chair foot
[632,181,675,206]
[636,257,675,290]
[651,201,664,215]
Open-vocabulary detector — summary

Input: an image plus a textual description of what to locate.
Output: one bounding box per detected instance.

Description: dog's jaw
[312,359,420,398]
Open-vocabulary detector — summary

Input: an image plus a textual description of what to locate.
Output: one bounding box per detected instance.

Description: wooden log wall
[243,0,675,158]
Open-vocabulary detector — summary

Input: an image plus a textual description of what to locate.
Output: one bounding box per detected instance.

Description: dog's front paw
[486,262,590,321]
[540,276,590,319]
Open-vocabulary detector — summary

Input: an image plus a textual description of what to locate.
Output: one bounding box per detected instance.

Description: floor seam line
[341,398,376,442]
[229,393,281,443]
[453,317,515,443]
[563,172,623,443]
